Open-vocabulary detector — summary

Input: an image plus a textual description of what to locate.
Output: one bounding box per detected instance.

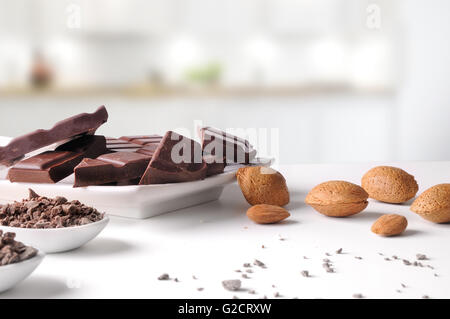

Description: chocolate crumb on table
[158,273,170,281]
[352,293,364,299]
[222,280,241,291]
[301,270,310,278]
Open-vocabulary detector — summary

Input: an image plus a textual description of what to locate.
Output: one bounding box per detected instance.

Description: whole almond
[305,180,368,217]
[247,204,290,224]
[237,166,289,206]
[411,184,450,223]
[361,166,418,204]
[371,214,408,236]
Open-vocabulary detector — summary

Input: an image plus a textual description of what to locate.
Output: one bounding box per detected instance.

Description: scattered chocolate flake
[301,270,310,278]
[323,258,331,263]
[396,290,402,293]
[422,295,430,299]
[355,256,363,260]
[192,275,197,280]
[416,254,427,260]
[197,287,204,291]
[248,290,256,295]
[274,292,281,298]
[323,263,335,273]
[0,189,104,228]
[427,265,434,270]
[254,259,266,268]
[336,248,343,254]
[403,259,411,266]
[261,295,268,299]
[158,273,170,281]
[243,263,252,268]
[303,256,308,259]
[246,269,253,273]
[434,273,439,277]
[272,284,276,288]
[384,258,391,261]
[392,255,398,260]
[242,274,250,279]
[0,231,38,266]
[261,245,265,249]
[234,270,241,273]
[352,293,364,299]
[401,283,407,288]
[233,295,239,299]
[378,253,384,256]
[325,253,331,256]
[222,280,241,291]
[174,278,179,282]
[413,261,419,267]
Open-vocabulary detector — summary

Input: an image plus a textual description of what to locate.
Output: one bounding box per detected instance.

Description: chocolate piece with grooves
[74,152,150,187]
[7,135,107,183]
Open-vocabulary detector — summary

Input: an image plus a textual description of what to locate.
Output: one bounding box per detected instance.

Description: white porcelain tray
[0,162,270,219]
[0,136,271,218]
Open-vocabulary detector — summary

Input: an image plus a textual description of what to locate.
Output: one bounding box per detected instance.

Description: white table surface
[2,161,450,299]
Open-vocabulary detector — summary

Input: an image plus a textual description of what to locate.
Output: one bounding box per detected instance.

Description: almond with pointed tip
[246,204,290,224]
[371,214,408,236]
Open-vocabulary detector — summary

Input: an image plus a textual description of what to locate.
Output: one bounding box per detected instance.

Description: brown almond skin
[236,166,289,206]
[371,214,408,236]
[247,204,290,224]
[411,184,450,223]
[361,166,418,204]
[305,181,368,217]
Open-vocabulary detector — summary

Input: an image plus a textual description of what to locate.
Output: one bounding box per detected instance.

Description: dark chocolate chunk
[139,131,207,185]
[203,154,225,177]
[74,152,150,187]
[0,106,108,165]
[200,127,256,164]
[7,135,107,184]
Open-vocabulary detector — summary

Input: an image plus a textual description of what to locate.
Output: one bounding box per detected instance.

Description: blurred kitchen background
[0,0,449,164]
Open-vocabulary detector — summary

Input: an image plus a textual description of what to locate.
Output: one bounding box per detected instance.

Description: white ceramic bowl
[0,252,45,293]
[0,217,109,253]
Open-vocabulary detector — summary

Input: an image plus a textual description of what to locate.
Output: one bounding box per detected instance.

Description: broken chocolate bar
[0,106,108,165]
[121,135,162,157]
[200,127,256,164]
[73,152,150,187]
[7,135,107,183]
[139,131,207,184]
[119,135,162,145]
[106,137,141,152]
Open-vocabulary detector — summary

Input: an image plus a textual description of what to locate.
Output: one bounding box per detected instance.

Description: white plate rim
[0,215,109,233]
[0,251,45,271]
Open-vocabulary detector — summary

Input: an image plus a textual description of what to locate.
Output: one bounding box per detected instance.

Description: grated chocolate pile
[0,189,104,229]
[0,231,38,266]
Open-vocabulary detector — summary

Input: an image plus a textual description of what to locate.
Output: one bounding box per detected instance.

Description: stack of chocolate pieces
[3,106,257,187]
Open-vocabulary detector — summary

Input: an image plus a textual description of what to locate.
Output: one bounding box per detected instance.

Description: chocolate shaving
[0,190,104,228]
[0,231,38,266]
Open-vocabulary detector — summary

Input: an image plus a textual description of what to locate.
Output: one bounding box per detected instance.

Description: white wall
[0,94,394,164]
[397,0,450,160]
